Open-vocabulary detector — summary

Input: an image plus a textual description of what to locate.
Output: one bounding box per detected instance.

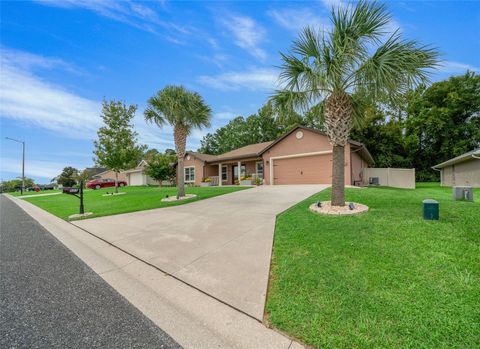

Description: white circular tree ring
[309,201,369,215]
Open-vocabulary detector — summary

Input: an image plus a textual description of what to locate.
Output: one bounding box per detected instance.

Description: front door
[232,165,246,182]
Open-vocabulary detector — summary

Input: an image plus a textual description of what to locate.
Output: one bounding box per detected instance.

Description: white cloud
[34,0,188,40]
[220,14,267,61]
[320,0,346,11]
[197,68,279,91]
[1,157,70,180]
[440,61,480,74]
[0,48,182,151]
[214,111,237,120]
[1,47,81,74]
[269,8,330,33]
[0,51,101,139]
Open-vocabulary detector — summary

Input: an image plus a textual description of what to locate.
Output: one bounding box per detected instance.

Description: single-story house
[84,167,108,178]
[123,160,157,186]
[432,148,480,187]
[180,125,374,186]
[93,169,127,182]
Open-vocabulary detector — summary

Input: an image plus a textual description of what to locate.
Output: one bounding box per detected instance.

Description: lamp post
[5,137,25,195]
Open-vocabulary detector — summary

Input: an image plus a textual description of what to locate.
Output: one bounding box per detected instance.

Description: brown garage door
[273,154,332,184]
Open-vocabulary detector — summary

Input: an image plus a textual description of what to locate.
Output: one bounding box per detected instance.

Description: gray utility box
[369,177,379,185]
[452,186,474,201]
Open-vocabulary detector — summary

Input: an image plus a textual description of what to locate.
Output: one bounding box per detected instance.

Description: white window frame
[221,165,228,181]
[184,166,195,183]
[256,161,264,179]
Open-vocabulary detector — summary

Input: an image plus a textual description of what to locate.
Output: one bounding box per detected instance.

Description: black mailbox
[62,181,84,214]
[63,187,79,194]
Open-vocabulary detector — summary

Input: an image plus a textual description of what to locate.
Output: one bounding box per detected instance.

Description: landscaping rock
[161,194,197,202]
[309,201,369,215]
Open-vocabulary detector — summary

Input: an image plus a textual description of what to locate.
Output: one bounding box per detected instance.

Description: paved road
[0,195,181,349]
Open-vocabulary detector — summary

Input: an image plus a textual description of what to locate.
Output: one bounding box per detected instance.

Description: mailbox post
[63,180,85,214]
[79,182,84,214]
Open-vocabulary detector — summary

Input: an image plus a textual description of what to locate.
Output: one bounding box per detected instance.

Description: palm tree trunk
[331,145,345,206]
[174,125,187,198]
[324,91,353,207]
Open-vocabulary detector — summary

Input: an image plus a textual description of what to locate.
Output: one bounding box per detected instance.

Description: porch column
[237,161,241,181]
[218,163,222,186]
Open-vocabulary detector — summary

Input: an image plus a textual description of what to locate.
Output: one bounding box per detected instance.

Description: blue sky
[1,0,479,183]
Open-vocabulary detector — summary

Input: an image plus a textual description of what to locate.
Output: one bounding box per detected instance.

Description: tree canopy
[0,178,35,192]
[145,85,211,197]
[351,72,480,180]
[93,100,146,191]
[144,152,177,186]
[55,166,79,187]
[272,0,438,205]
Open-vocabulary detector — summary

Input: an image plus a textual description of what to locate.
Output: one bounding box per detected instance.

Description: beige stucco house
[179,126,374,186]
[93,169,127,182]
[433,148,480,187]
[123,160,157,186]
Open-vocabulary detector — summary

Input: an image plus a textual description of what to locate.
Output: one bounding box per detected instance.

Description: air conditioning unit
[369,177,379,186]
[452,186,474,201]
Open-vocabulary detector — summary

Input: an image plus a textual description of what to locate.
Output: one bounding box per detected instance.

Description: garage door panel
[129,173,144,186]
[273,154,332,184]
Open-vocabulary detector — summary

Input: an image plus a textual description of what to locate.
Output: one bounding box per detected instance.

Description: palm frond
[352,31,439,100]
[144,85,212,134]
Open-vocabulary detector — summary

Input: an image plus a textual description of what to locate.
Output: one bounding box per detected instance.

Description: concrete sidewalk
[72,184,328,320]
[6,194,308,349]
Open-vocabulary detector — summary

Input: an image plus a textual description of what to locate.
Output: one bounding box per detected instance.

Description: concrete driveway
[73,184,328,320]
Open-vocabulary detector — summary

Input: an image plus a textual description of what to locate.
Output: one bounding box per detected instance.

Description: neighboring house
[123,160,157,186]
[433,148,480,187]
[93,169,127,182]
[84,167,108,178]
[180,125,374,186]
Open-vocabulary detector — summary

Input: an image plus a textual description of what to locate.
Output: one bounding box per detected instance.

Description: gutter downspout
[432,166,442,186]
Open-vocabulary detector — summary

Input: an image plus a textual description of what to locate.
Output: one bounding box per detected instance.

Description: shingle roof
[213,141,273,161]
[432,148,480,169]
[189,125,374,164]
[187,152,218,162]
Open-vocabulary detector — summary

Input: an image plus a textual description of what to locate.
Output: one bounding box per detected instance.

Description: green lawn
[19,185,248,220]
[266,183,479,349]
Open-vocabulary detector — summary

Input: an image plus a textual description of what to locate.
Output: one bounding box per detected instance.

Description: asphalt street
[0,195,182,349]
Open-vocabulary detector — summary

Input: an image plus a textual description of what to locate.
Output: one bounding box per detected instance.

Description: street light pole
[5,137,25,195]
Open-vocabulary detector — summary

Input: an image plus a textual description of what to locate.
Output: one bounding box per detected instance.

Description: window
[256,162,264,179]
[221,166,228,181]
[184,166,195,183]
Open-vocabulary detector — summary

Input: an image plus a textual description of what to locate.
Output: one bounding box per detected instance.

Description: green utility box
[423,199,439,220]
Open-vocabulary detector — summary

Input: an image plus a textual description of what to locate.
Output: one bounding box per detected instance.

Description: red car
[86,178,127,190]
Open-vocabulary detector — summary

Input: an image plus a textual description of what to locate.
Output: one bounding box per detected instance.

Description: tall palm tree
[273,1,438,206]
[145,86,211,198]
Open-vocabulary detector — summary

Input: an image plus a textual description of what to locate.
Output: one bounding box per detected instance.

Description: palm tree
[273,1,438,206]
[145,86,211,198]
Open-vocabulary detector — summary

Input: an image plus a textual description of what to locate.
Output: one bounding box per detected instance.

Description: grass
[266,183,479,349]
[17,185,248,220]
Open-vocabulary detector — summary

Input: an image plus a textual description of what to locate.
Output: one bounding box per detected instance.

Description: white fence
[362,168,415,189]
